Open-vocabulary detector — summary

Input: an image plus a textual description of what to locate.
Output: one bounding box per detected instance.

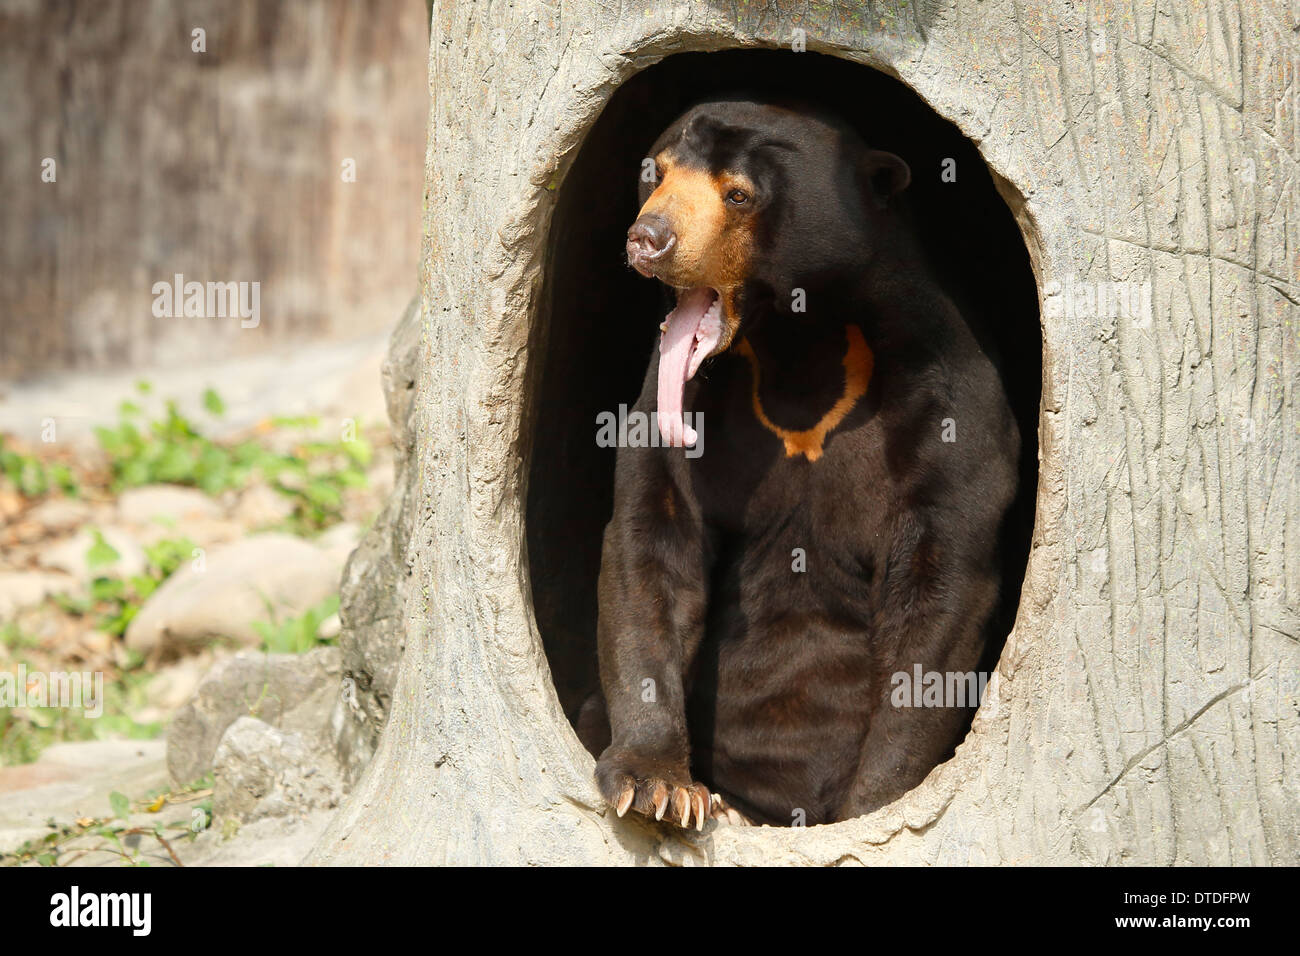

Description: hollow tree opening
[525,49,1041,805]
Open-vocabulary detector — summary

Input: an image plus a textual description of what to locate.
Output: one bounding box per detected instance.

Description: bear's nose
[626,215,676,268]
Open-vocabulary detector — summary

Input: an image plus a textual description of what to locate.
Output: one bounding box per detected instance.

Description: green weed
[253,594,341,654]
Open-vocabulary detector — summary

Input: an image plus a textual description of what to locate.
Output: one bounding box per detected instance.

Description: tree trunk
[309,0,1299,865]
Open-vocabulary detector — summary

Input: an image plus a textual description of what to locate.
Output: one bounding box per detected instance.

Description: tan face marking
[637,153,756,339]
[737,325,874,462]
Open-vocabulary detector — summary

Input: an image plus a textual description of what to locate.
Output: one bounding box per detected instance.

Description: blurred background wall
[0,0,429,381]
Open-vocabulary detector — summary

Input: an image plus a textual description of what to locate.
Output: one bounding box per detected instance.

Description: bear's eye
[726,188,749,206]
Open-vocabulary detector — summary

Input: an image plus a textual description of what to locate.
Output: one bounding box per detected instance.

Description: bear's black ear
[859,149,911,207]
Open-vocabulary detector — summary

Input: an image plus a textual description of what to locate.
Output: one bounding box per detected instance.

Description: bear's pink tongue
[657,287,722,447]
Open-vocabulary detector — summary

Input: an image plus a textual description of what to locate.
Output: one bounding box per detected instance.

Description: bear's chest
[679,352,891,539]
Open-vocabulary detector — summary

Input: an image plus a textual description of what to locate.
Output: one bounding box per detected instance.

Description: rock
[124,533,344,658]
[333,295,421,783]
[117,484,223,525]
[231,483,295,528]
[181,809,335,867]
[316,521,361,565]
[129,516,244,549]
[0,570,76,622]
[79,630,115,658]
[0,740,336,866]
[0,488,22,522]
[142,653,221,713]
[165,646,342,786]
[39,527,146,582]
[0,740,168,855]
[24,497,92,535]
[212,717,343,823]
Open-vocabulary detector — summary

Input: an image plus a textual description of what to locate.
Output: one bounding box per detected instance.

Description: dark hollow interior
[525,50,1041,761]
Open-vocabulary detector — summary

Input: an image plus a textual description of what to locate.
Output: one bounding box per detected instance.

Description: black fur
[583,99,1020,826]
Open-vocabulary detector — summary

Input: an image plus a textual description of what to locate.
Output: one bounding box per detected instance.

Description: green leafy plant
[94,395,262,494]
[94,385,370,531]
[252,593,341,654]
[85,528,120,569]
[0,437,78,498]
[2,778,215,867]
[0,622,39,651]
[0,666,161,767]
[201,387,225,416]
[65,531,199,637]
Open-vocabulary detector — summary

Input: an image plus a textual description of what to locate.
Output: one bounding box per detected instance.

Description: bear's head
[626,98,910,445]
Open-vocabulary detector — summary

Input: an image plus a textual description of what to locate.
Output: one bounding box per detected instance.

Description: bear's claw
[710,791,754,826]
[609,777,710,830]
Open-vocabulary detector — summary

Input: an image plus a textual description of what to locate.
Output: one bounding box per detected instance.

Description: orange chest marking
[737,325,873,462]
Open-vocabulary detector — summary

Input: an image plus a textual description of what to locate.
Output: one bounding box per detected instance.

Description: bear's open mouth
[658,286,723,446]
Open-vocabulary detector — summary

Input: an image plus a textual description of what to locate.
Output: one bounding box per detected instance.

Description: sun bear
[577,98,1021,828]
